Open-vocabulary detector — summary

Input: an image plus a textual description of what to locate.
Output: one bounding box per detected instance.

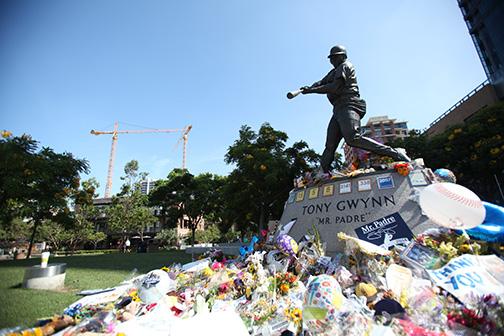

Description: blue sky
[1,1,485,197]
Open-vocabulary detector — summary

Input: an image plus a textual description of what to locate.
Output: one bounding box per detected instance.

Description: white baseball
[419,182,485,230]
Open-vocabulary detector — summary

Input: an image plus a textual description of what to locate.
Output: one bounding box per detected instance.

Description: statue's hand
[300,86,311,94]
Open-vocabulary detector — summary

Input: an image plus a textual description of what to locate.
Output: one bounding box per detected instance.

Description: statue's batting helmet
[328,45,347,58]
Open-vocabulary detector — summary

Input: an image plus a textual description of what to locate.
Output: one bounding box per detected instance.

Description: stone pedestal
[278,167,437,255]
[23,263,66,290]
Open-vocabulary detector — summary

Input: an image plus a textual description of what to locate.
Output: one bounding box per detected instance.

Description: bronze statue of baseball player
[289,45,410,175]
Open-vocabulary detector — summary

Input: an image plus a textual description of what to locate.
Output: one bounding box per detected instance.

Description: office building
[458,0,504,98]
[140,179,159,195]
[426,0,504,136]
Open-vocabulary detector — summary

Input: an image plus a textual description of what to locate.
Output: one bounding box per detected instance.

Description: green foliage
[389,103,504,203]
[0,218,31,242]
[223,123,319,232]
[87,231,107,249]
[0,133,89,256]
[195,224,221,243]
[107,160,157,242]
[150,169,224,247]
[387,129,429,161]
[38,220,69,252]
[155,228,181,249]
[121,159,148,193]
[35,178,102,253]
[220,230,240,243]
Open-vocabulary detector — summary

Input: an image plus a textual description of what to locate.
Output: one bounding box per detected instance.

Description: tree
[121,160,147,191]
[155,228,180,249]
[0,217,31,243]
[387,129,430,163]
[37,178,100,254]
[38,220,69,252]
[195,224,221,244]
[150,169,223,249]
[88,231,107,250]
[0,133,89,258]
[107,160,157,247]
[223,123,319,232]
[388,103,504,203]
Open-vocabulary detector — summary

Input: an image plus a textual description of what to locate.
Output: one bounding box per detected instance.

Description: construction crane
[90,122,192,198]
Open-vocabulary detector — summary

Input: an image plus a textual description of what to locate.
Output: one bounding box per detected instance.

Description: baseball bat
[287,89,303,99]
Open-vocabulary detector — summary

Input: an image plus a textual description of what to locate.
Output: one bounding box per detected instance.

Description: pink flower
[211,262,223,270]
[219,283,229,293]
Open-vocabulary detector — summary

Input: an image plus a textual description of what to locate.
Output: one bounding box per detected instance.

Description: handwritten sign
[428,254,504,305]
[354,212,413,250]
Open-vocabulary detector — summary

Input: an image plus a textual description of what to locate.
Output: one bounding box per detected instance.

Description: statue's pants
[320,108,402,172]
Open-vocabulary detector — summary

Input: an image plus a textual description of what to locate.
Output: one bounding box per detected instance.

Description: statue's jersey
[323,60,366,117]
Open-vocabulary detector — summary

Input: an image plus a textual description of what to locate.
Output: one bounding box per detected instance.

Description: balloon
[276,234,299,257]
[303,275,345,334]
[138,269,176,304]
[419,182,485,230]
[463,202,504,243]
[434,168,456,183]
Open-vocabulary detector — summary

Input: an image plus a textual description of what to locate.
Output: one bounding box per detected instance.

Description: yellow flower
[285,308,302,323]
[161,266,170,272]
[280,283,290,294]
[453,128,462,134]
[448,134,455,141]
[459,244,472,253]
[490,148,500,155]
[129,290,141,302]
[202,267,214,277]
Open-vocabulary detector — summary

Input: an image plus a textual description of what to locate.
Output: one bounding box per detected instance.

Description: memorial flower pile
[3,228,504,336]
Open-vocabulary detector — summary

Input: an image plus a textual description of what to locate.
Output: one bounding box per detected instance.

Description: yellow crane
[90,122,192,198]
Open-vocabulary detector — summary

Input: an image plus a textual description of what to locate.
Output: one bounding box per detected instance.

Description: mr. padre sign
[277,168,437,254]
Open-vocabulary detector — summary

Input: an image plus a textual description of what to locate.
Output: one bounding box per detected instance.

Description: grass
[0,250,192,329]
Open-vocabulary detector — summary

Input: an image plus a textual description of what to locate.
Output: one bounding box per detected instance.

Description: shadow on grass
[10,283,22,289]
[0,251,193,274]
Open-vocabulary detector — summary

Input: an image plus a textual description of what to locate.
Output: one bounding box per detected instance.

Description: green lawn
[0,251,192,329]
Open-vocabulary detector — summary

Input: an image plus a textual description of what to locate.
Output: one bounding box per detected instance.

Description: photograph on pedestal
[408,170,429,187]
[357,179,372,191]
[339,181,351,194]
